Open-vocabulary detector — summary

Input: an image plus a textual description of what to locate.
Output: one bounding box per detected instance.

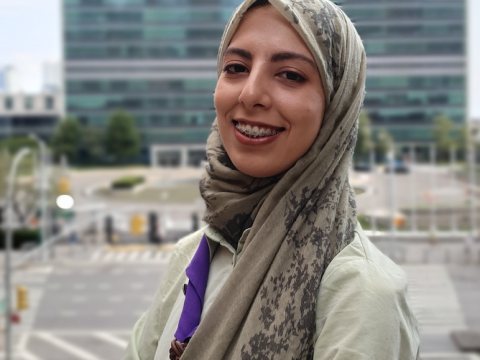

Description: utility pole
[5,147,31,360]
[29,134,48,261]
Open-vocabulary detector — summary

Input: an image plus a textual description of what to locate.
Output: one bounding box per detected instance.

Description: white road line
[34,332,102,360]
[127,252,139,262]
[115,252,127,262]
[94,332,128,349]
[91,250,102,261]
[141,251,152,261]
[103,252,115,262]
[17,333,30,352]
[21,350,43,360]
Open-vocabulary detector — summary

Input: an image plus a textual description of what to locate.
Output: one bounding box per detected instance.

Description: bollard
[191,213,199,232]
[105,216,114,244]
[148,212,160,244]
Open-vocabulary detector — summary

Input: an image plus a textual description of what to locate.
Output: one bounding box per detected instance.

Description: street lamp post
[4,147,31,360]
[29,134,48,261]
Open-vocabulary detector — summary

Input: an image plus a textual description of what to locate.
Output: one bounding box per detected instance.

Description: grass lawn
[95,183,201,203]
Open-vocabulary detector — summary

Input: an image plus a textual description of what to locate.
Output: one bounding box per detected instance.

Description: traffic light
[148,212,160,243]
[130,214,145,235]
[16,286,29,311]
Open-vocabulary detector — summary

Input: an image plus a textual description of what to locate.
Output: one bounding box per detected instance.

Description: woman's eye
[280,71,306,83]
[224,64,248,74]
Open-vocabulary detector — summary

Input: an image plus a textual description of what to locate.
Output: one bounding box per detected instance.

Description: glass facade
[342,0,466,143]
[64,0,466,157]
[63,0,243,158]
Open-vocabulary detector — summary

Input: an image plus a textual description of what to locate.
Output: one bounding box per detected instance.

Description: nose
[237,65,272,110]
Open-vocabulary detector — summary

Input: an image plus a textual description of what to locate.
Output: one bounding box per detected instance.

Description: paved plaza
[1,166,480,359]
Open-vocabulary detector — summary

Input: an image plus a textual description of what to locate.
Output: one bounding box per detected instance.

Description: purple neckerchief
[174,234,211,343]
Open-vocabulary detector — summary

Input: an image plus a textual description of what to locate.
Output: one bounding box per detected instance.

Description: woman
[125,0,420,359]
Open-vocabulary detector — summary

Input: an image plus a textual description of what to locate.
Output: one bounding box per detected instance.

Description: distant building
[0,93,63,142]
[63,0,242,166]
[0,66,22,93]
[43,61,63,93]
[341,0,466,148]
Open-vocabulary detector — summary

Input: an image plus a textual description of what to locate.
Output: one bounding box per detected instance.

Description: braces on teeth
[235,123,278,138]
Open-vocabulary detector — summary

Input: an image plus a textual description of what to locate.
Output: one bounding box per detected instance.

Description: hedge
[0,228,40,250]
[111,176,145,189]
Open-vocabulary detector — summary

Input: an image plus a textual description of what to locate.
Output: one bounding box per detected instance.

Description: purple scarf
[174,234,211,343]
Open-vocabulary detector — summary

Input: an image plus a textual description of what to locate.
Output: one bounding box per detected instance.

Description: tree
[104,110,140,163]
[51,118,82,162]
[354,111,372,162]
[0,136,38,155]
[374,128,393,161]
[432,115,457,161]
[82,127,105,163]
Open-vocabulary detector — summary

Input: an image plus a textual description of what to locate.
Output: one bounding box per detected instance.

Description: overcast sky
[0,0,478,118]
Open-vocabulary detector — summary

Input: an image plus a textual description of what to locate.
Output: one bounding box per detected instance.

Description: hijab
[184,0,366,358]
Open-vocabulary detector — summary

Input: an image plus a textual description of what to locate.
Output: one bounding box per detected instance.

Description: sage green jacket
[125,222,420,360]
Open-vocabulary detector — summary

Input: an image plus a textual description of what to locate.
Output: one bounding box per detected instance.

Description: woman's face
[215,5,326,178]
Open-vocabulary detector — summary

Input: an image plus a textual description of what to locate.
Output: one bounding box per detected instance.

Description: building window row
[66,44,219,59]
[3,96,55,111]
[72,111,215,128]
[65,9,236,24]
[67,94,214,111]
[67,79,217,93]
[365,75,464,90]
[64,0,242,7]
[65,27,225,41]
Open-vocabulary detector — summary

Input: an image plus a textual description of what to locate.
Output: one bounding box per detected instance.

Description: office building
[64,0,466,165]
[0,66,22,93]
[341,0,466,146]
[63,0,243,166]
[43,61,63,93]
[0,93,63,142]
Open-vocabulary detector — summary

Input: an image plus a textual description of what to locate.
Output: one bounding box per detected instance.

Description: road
[0,240,478,360]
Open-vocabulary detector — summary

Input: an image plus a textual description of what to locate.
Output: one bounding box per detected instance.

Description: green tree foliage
[432,115,457,161]
[104,110,140,163]
[374,128,393,160]
[81,127,104,163]
[354,112,372,162]
[0,136,38,154]
[51,118,82,162]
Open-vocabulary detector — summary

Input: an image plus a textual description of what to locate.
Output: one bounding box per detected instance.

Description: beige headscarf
[186,0,366,358]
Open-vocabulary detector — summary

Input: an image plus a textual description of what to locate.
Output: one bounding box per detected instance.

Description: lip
[233,121,283,146]
[233,118,284,130]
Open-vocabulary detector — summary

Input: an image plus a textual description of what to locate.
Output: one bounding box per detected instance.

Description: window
[45,96,55,110]
[25,97,34,110]
[4,97,13,110]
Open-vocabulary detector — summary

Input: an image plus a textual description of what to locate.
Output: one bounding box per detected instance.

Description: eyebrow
[271,52,316,69]
[224,47,316,70]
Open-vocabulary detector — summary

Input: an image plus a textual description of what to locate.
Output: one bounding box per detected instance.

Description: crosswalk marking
[33,332,102,360]
[402,265,466,335]
[84,249,172,263]
[93,332,128,349]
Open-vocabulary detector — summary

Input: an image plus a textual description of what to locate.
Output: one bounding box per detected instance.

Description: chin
[232,159,284,178]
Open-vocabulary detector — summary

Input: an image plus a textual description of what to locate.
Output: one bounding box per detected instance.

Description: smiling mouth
[233,120,285,138]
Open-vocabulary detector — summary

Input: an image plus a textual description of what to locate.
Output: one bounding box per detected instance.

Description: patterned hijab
[186,0,366,358]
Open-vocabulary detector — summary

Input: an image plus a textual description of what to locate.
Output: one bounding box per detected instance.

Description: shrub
[0,228,40,250]
[111,176,145,189]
